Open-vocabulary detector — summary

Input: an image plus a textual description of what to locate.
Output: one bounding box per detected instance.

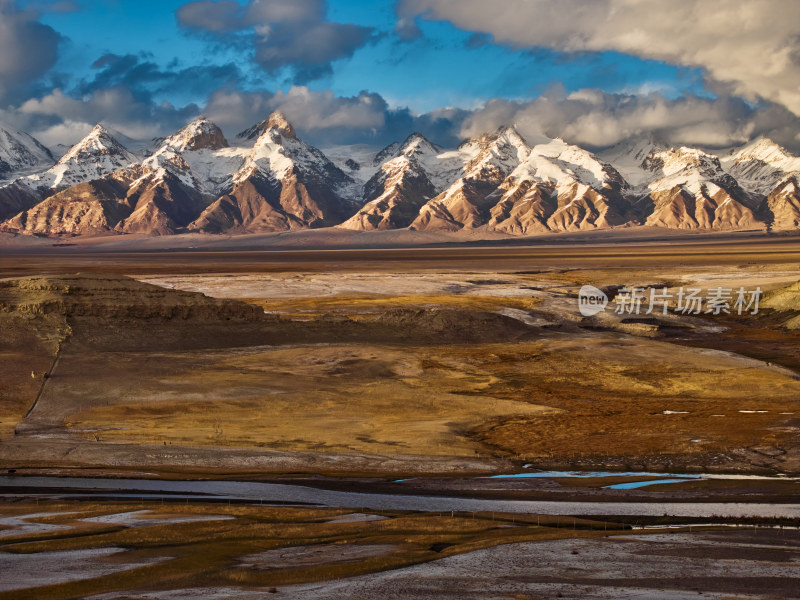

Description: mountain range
[1,112,799,237]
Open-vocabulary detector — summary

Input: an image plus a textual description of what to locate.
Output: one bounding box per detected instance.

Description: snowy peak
[28,124,138,191]
[640,146,714,178]
[192,114,354,234]
[460,126,531,181]
[265,112,297,140]
[136,118,245,197]
[721,137,800,195]
[0,124,53,180]
[461,126,529,155]
[729,136,797,166]
[237,128,293,182]
[598,135,666,185]
[159,117,228,152]
[498,125,530,149]
[372,141,401,166]
[366,132,442,173]
[604,135,665,163]
[472,138,631,235]
[58,125,133,165]
[347,134,445,232]
[237,111,297,142]
[514,138,626,193]
[230,114,353,201]
[641,146,740,199]
[360,132,447,193]
[395,133,441,160]
[635,144,759,231]
[408,127,536,233]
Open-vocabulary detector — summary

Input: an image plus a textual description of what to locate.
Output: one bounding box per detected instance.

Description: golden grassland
[62,333,800,462]
[0,311,69,439]
[469,338,800,459]
[64,343,558,456]
[240,294,541,319]
[0,500,631,600]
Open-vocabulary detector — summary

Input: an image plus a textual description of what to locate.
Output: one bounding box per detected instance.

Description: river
[1,476,798,519]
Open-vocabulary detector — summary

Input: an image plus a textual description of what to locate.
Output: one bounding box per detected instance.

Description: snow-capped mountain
[721,137,800,196]
[26,124,139,192]
[411,127,531,231]
[484,138,630,234]
[0,124,136,225]
[459,126,532,182]
[112,118,248,235]
[0,124,53,182]
[189,112,355,233]
[340,133,451,230]
[407,129,630,233]
[632,146,759,231]
[598,135,666,188]
[1,114,800,238]
[136,117,241,194]
[1,119,235,236]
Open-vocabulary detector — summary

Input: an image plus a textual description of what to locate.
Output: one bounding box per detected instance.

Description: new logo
[578,285,608,316]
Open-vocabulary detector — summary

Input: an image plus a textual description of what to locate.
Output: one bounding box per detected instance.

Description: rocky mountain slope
[484,138,630,234]
[113,118,239,235]
[1,115,800,237]
[765,175,800,231]
[410,127,531,232]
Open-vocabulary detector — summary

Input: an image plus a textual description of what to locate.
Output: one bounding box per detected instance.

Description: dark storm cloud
[77,54,243,102]
[176,0,376,83]
[0,0,63,101]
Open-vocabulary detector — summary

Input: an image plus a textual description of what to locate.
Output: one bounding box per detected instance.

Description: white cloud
[459,87,800,152]
[3,84,800,154]
[7,87,198,145]
[28,120,93,148]
[204,86,470,146]
[204,86,387,137]
[397,0,800,115]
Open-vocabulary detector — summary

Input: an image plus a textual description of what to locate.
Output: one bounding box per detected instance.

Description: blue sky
[34,0,706,112]
[3,0,798,151]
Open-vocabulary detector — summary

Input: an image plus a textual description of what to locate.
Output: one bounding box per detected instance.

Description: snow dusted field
[0,548,167,592]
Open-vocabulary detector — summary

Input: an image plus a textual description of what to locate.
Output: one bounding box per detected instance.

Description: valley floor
[2,233,800,475]
[0,496,797,599]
